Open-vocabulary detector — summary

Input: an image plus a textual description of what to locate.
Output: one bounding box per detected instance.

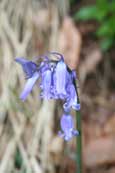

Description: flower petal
[15,57,37,78]
[60,114,74,132]
[15,57,29,64]
[40,69,52,99]
[64,83,80,111]
[72,70,77,79]
[20,72,39,101]
[59,114,79,141]
[55,60,67,97]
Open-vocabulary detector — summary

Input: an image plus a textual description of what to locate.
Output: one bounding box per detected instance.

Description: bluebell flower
[15,52,80,141]
[58,113,79,141]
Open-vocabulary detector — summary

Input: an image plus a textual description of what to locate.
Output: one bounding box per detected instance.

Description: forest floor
[60,1,115,172]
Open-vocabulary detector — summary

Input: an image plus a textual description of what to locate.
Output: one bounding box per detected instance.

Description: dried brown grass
[0,0,69,172]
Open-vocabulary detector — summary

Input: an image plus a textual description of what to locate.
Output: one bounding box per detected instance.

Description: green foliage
[14,148,27,173]
[75,6,98,20]
[14,148,23,169]
[74,0,115,51]
[100,37,114,51]
[70,0,76,6]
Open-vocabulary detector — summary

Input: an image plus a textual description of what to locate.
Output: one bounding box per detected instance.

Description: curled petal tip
[72,103,81,110]
[72,130,79,136]
[19,95,26,101]
[15,57,27,63]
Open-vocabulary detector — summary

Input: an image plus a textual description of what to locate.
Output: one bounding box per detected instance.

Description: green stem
[76,110,82,173]
[74,79,82,173]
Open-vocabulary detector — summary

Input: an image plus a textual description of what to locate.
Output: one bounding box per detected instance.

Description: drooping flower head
[58,113,79,141]
[15,52,80,141]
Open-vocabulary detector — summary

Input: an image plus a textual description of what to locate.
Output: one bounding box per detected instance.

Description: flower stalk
[74,79,82,173]
[76,110,82,173]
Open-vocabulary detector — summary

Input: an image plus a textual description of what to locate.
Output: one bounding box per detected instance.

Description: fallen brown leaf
[84,136,115,167]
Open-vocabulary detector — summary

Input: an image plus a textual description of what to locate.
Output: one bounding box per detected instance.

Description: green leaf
[96,1,115,20]
[108,2,115,12]
[100,38,114,51]
[96,24,110,37]
[74,6,98,21]
[96,0,108,9]
[96,19,115,37]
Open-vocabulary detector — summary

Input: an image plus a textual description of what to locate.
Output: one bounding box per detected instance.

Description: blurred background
[0,0,115,173]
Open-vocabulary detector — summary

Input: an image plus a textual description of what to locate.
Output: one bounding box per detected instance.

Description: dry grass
[0,0,68,172]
